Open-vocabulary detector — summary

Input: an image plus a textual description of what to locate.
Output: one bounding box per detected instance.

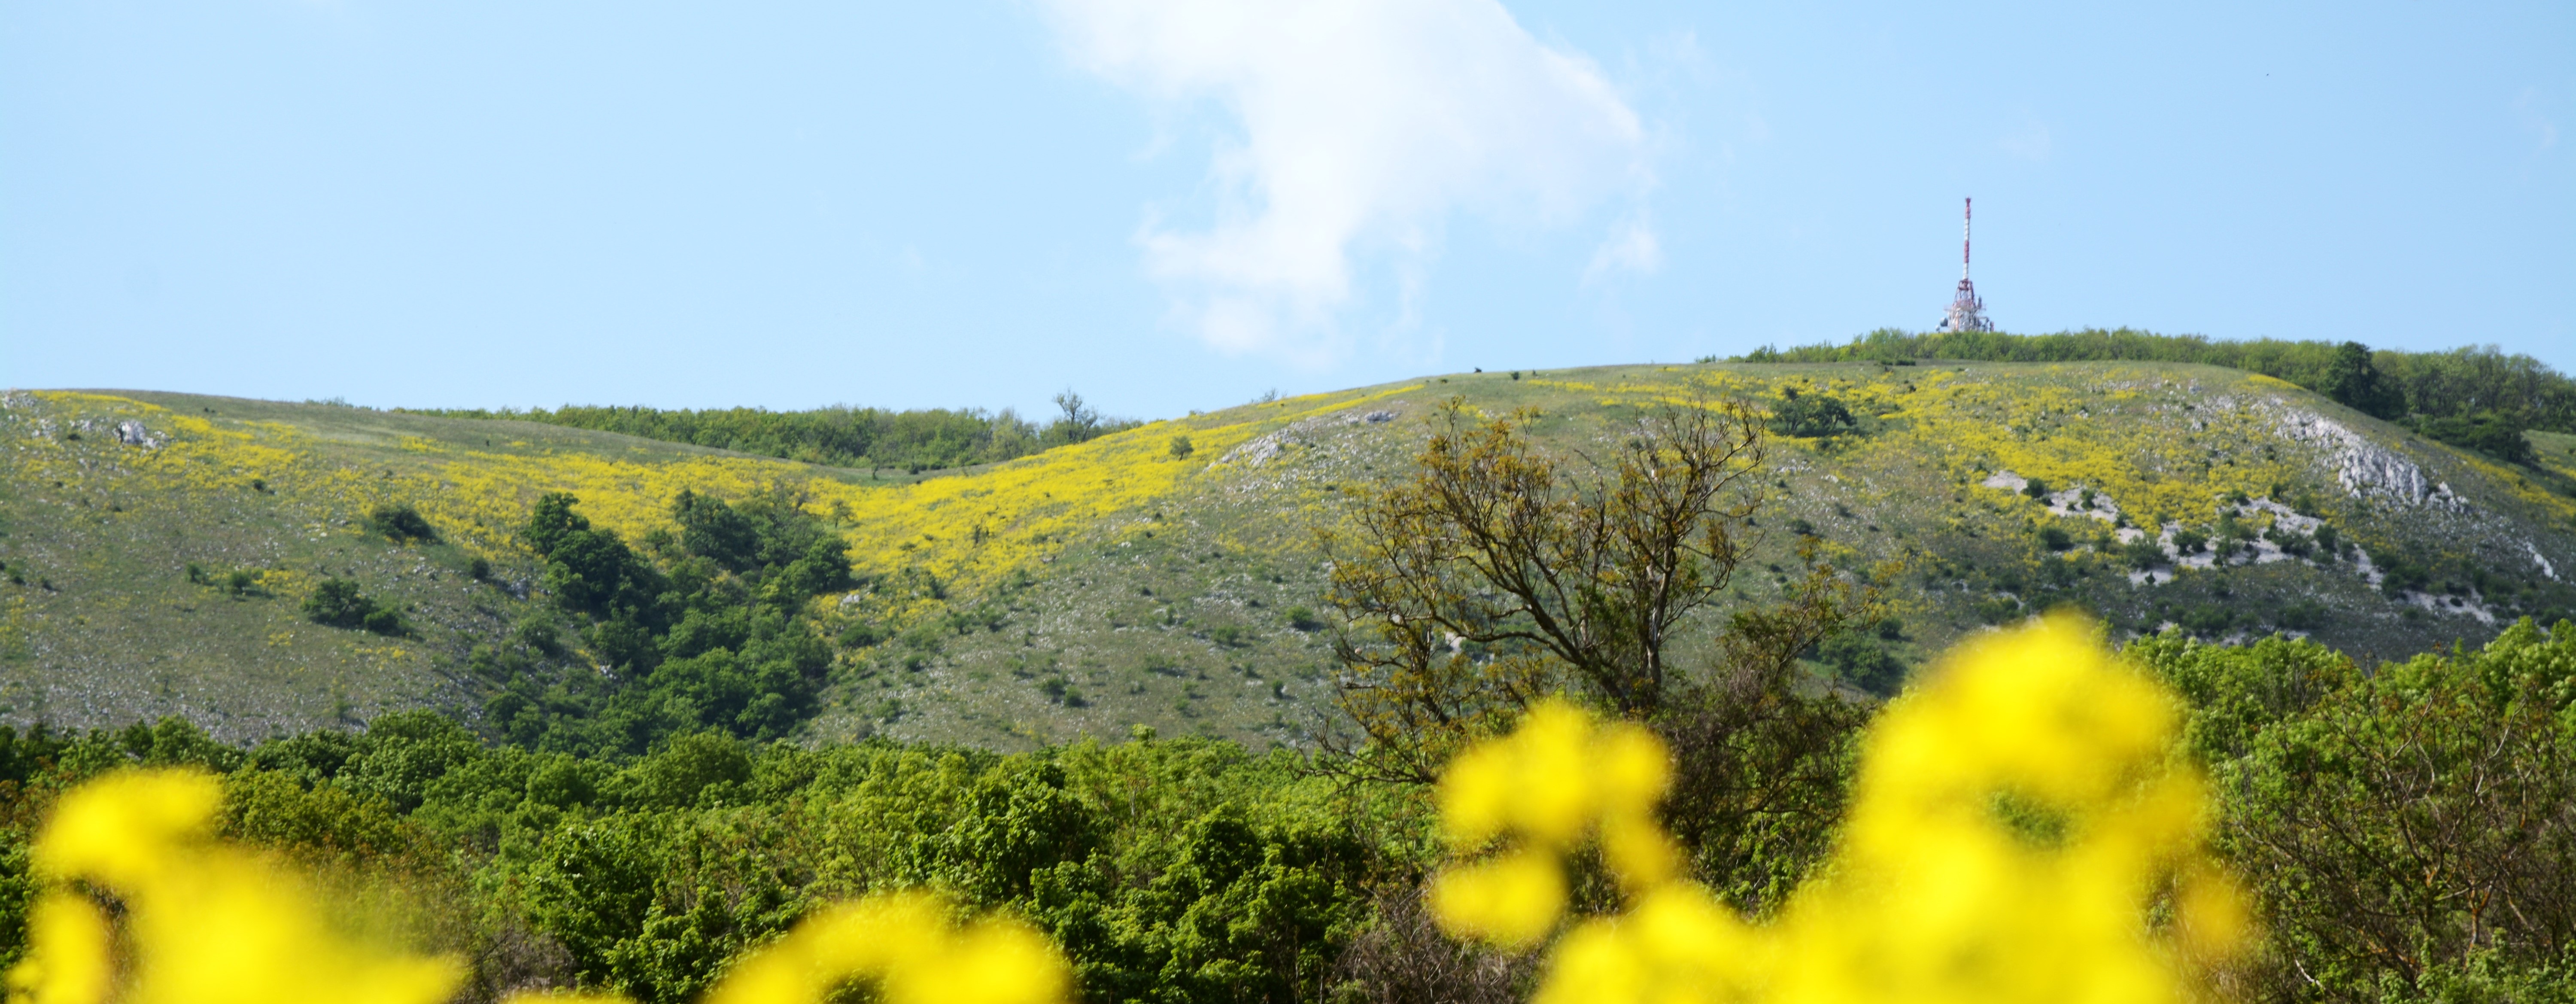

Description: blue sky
[4,0,2568,420]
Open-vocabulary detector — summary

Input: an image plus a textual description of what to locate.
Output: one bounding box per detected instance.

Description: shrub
[2416,412,2535,465]
[2023,477,2052,500]
[2178,606,2234,635]
[367,502,439,543]
[1818,631,1905,696]
[2172,528,2208,554]
[1168,434,1195,460]
[2276,600,2327,631]
[1769,388,1858,439]
[2037,526,2073,551]
[1284,606,1323,632]
[468,557,492,581]
[304,578,406,636]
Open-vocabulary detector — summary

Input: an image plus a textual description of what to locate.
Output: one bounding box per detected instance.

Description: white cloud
[1585,217,1662,286]
[1043,0,1653,361]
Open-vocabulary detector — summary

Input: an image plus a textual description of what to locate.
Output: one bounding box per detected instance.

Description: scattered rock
[2275,409,2461,509]
[115,420,163,448]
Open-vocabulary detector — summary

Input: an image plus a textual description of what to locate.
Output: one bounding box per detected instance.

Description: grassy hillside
[5,362,2573,750]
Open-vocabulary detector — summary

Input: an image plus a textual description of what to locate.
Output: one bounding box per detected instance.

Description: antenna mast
[1938,197,1994,332]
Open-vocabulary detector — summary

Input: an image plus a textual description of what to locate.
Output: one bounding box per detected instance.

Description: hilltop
[4,359,2573,750]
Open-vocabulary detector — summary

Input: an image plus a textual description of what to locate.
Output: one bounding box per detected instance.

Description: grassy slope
[5,363,2573,749]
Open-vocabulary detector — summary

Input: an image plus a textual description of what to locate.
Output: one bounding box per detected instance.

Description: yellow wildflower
[14,770,1075,1004]
[9,768,464,1004]
[1438,617,2252,1004]
[695,894,1069,1004]
[1429,699,1683,946]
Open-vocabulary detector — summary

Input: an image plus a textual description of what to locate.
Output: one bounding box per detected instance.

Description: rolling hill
[5,359,2573,750]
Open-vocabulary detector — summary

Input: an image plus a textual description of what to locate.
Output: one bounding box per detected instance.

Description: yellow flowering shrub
[7,770,1072,1004]
[1431,617,2251,1004]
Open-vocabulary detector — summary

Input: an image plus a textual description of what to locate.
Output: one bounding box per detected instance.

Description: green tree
[2417,412,2536,465]
[1768,388,1858,439]
[1324,393,1876,910]
[2320,341,2403,419]
[2140,622,2576,1001]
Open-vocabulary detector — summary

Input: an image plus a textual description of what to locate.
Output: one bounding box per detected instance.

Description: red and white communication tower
[1937,198,1995,333]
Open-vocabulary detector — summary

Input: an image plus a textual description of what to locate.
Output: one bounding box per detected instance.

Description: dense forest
[1738,329,2576,460]
[405,391,1142,473]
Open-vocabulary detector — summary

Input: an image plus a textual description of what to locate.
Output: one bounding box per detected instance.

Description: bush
[2177,606,2234,636]
[304,578,407,636]
[2122,538,2167,570]
[1818,632,1904,696]
[1769,389,1858,439]
[368,503,439,543]
[1168,434,1194,460]
[2172,528,2208,554]
[2276,600,2327,631]
[2037,526,2073,551]
[2023,477,2052,500]
[1284,606,1323,632]
[2416,412,2535,465]
[2380,555,2434,597]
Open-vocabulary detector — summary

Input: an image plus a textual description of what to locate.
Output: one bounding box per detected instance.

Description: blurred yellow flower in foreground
[8,770,463,1004]
[1430,702,1681,948]
[692,894,1068,1004]
[1431,616,2252,1004]
[10,771,1070,1004]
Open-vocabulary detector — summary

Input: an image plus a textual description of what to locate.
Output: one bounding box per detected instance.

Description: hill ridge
[3,361,2573,750]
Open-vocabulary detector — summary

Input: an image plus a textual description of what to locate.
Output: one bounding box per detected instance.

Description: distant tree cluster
[486,488,852,753]
[1738,329,2576,450]
[405,389,1141,473]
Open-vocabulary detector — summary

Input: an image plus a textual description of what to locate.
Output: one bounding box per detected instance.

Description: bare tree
[1320,392,1874,790]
